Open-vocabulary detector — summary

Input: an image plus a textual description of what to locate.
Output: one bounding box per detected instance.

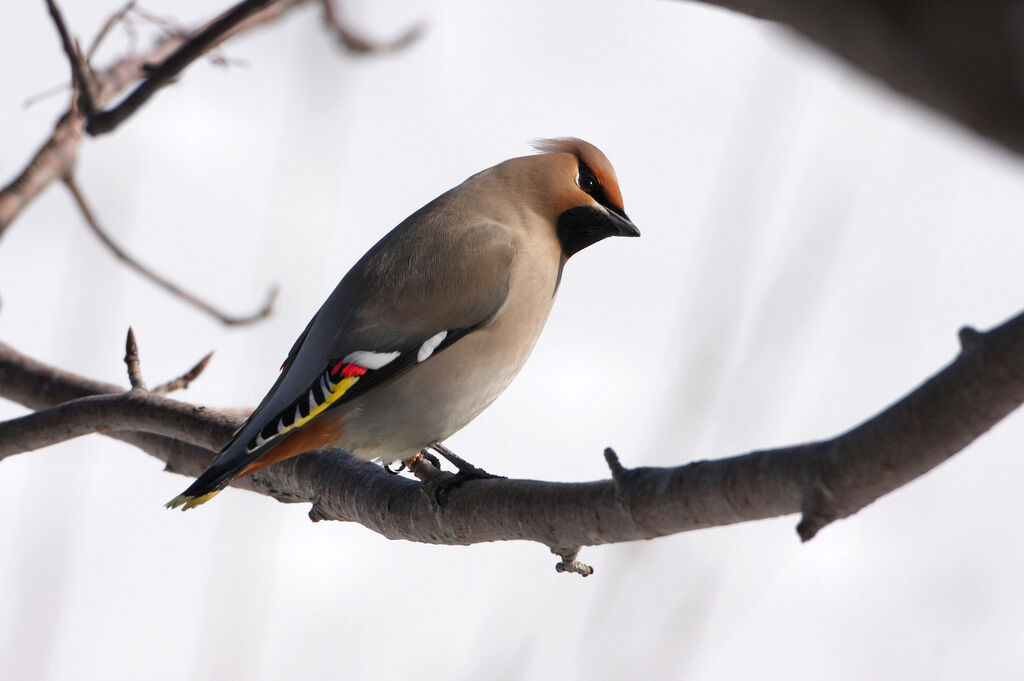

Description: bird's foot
[427,441,495,477]
[383,450,440,475]
[424,441,504,506]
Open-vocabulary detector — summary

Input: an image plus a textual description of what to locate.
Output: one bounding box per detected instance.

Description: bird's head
[528,137,640,258]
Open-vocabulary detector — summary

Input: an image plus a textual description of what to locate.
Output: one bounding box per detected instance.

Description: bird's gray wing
[226,220,517,456]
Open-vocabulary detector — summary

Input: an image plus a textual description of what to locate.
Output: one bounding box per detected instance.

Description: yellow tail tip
[165,490,221,510]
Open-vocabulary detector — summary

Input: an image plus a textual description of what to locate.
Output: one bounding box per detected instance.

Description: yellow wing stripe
[281,375,359,437]
[164,376,361,511]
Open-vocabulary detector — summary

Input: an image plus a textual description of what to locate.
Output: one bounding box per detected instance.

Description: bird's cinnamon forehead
[533,137,625,212]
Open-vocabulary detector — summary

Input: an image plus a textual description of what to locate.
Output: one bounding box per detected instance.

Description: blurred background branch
[0,0,312,236]
[0,0,419,325]
[688,0,1024,156]
[63,174,278,325]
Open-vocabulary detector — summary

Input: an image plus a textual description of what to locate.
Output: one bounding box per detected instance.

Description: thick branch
[688,0,1024,155]
[0,391,231,460]
[2,307,1024,550]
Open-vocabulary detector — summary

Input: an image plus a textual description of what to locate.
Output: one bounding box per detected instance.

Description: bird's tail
[165,410,345,510]
[165,451,252,511]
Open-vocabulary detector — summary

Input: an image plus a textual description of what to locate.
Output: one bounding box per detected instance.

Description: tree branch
[320,0,424,54]
[0,391,229,460]
[63,176,278,326]
[85,0,138,62]
[2,306,1023,567]
[151,351,213,396]
[0,328,224,461]
[44,0,99,117]
[0,0,311,236]
[84,0,278,135]
[685,0,1024,156]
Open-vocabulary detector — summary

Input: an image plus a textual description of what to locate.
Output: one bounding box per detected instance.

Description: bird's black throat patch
[556,204,624,258]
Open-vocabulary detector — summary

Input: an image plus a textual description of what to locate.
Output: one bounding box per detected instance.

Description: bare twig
[44,0,98,117]
[2,0,423,239]
[128,4,188,39]
[152,351,214,396]
[2,304,1024,562]
[124,327,147,390]
[0,333,223,462]
[0,0,310,235]
[85,0,278,135]
[320,0,424,54]
[62,175,278,326]
[22,82,70,109]
[86,0,138,61]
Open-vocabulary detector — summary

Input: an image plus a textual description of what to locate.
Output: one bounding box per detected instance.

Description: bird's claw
[425,441,504,506]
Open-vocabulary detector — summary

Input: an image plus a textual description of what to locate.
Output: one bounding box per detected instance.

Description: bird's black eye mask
[575,161,626,217]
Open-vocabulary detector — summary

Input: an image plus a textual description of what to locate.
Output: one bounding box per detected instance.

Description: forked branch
[1,0,420,325]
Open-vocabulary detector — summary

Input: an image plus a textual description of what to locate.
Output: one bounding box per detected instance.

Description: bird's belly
[337,303,553,463]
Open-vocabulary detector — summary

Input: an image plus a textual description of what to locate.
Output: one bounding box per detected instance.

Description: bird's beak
[608,209,640,238]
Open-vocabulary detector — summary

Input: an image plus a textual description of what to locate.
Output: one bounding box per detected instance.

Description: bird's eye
[576,165,598,194]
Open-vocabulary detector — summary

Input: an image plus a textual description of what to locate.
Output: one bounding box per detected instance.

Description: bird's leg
[427,442,495,478]
[420,450,441,469]
[425,441,505,506]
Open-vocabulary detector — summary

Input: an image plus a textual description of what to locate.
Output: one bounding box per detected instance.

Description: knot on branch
[602,447,665,538]
[552,547,593,577]
[958,326,985,353]
[308,498,354,523]
[604,447,631,506]
[797,476,840,542]
[309,503,330,522]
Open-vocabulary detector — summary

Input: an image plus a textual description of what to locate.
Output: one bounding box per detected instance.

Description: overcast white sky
[2,1,1024,679]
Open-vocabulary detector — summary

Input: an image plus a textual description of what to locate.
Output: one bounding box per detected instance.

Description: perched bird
[167,138,639,509]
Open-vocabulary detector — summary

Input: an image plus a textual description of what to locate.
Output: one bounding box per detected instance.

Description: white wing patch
[417,331,448,362]
[343,350,401,369]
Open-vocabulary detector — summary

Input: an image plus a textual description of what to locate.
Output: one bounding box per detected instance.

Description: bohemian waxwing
[167,138,639,509]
